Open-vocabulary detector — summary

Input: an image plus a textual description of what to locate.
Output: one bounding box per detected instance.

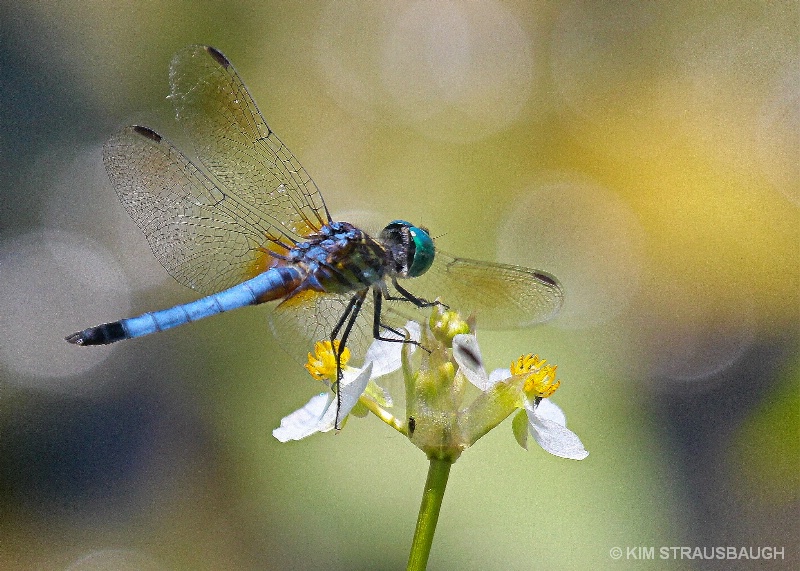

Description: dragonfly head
[380,220,435,278]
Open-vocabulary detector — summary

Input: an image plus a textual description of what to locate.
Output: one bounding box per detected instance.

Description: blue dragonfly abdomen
[66,265,303,345]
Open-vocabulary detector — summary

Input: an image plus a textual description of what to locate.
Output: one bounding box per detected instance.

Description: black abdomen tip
[65,331,87,345]
[65,322,127,346]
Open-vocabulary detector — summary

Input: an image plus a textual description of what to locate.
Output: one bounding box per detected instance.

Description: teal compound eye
[407,225,435,277]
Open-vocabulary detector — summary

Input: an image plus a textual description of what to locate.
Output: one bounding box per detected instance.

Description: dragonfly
[66,45,563,383]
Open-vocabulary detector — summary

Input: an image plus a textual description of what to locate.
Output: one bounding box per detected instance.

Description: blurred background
[1,1,797,569]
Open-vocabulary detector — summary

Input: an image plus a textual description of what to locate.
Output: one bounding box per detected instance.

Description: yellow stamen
[305,340,351,381]
[510,353,545,376]
[512,353,561,398]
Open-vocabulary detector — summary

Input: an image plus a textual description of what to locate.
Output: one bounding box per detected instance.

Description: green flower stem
[358,396,407,435]
[406,457,453,571]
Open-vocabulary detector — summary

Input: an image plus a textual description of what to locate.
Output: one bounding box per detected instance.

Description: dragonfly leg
[388,277,449,310]
[330,288,368,428]
[371,287,427,352]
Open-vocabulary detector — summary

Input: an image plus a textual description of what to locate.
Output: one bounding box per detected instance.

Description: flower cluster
[273,308,587,461]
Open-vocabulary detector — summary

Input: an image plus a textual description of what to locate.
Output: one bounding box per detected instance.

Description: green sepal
[512,409,529,449]
[364,380,393,408]
[350,400,369,418]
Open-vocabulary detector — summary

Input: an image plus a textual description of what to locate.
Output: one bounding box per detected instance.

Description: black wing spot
[534,272,558,287]
[132,125,162,143]
[205,46,230,68]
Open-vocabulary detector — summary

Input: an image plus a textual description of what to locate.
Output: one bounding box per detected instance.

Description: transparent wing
[103,125,276,295]
[168,45,331,241]
[268,291,382,365]
[402,251,564,329]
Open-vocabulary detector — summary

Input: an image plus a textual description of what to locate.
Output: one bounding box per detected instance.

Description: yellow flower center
[305,340,351,381]
[511,353,561,398]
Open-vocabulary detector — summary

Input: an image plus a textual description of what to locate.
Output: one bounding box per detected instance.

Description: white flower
[514,398,589,460]
[452,336,588,460]
[273,363,373,442]
[273,323,419,442]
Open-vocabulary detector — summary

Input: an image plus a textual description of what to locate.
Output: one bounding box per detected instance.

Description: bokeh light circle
[645,315,756,389]
[316,0,537,142]
[497,178,645,329]
[0,230,131,389]
[41,144,171,292]
[380,0,535,141]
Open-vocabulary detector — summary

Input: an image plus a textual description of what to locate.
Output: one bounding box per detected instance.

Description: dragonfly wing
[103,125,273,295]
[269,290,378,363]
[403,251,564,329]
[169,45,331,241]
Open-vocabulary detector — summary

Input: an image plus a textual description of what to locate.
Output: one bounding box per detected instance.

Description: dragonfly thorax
[286,221,388,294]
[379,220,435,279]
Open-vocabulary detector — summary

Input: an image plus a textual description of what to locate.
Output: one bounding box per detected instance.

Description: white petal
[405,320,422,341]
[313,363,375,432]
[272,364,375,441]
[526,401,589,460]
[272,393,333,442]
[535,398,567,427]
[488,368,511,386]
[363,321,420,377]
[452,334,490,390]
[336,362,374,419]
